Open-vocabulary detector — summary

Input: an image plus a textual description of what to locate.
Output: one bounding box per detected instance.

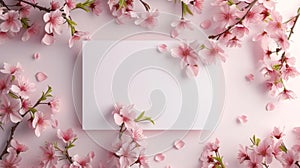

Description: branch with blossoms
[0,63,60,167]
[0,0,101,47]
[201,127,300,168]
[200,138,226,168]
[108,104,154,168]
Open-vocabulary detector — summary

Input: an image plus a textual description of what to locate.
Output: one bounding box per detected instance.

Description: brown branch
[139,0,150,12]
[0,0,10,10]
[288,8,300,40]
[17,0,52,12]
[0,122,20,159]
[208,0,258,40]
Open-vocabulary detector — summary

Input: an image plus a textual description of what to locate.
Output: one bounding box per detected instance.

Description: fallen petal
[245,74,254,81]
[33,52,40,60]
[237,115,248,124]
[35,72,48,82]
[157,44,168,53]
[200,19,211,29]
[266,102,275,111]
[173,140,185,150]
[154,153,165,162]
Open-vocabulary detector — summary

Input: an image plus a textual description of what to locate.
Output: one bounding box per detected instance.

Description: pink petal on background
[237,115,248,124]
[245,73,254,81]
[165,166,172,168]
[266,102,275,111]
[200,19,211,29]
[173,140,185,150]
[157,44,168,53]
[33,52,40,60]
[35,72,48,82]
[154,153,165,162]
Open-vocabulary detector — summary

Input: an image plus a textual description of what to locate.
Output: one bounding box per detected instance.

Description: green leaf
[21,17,30,29]
[29,107,37,113]
[8,92,19,99]
[279,143,288,153]
[11,75,15,82]
[250,135,260,146]
[273,64,281,71]
[75,3,90,12]
[182,3,193,16]
[227,0,235,6]
[135,111,145,121]
[119,0,126,9]
[134,112,155,125]
[297,7,300,14]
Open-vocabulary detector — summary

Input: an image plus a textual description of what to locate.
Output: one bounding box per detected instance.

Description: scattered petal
[237,115,248,124]
[165,166,172,168]
[35,72,48,82]
[245,74,254,82]
[200,19,211,29]
[154,153,165,162]
[157,44,168,53]
[266,102,275,111]
[173,140,185,150]
[33,52,40,60]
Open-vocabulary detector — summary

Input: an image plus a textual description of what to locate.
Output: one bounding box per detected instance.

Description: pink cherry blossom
[22,23,39,41]
[154,153,165,162]
[278,89,296,100]
[0,62,22,75]
[293,127,300,139]
[128,126,146,145]
[49,97,60,113]
[271,31,289,51]
[71,152,94,168]
[32,111,51,137]
[90,0,102,16]
[41,33,55,45]
[266,12,286,34]
[0,10,22,33]
[137,150,149,168]
[280,150,299,168]
[50,0,61,10]
[19,98,31,115]
[40,143,58,168]
[135,9,159,29]
[245,151,263,168]
[241,5,263,26]
[113,104,136,129]
[281,65,300,80]
[0,95,22,124]
[116,142,139,167]
[226,36,242,48]
[170,41,199,67]
[213,5,237,28]
[19,3,31,18]
[0,75,11,94]
[0,150,21,168]
[255,137,273,164]
[173,140,185,150]
[232,24,249,38]
[69,31,90,48]
[9,139,28,154]
[272,127,285,139]
[63,0,76,16]
[205,138,220,152]
[57,128,77,143]
[11,76,36,99]
[238,145,249,164]
[201,40,226,64]
[193,0,204,14]
[35,72,48,82]
[43,9,64,35]
[170,18,194,38]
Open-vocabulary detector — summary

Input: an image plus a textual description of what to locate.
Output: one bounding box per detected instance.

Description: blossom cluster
[201,127,300,168]
[0,0,101,47]
[109,104,154,168]
[0,62,60,166]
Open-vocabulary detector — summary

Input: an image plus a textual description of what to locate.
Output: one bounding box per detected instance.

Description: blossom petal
[245,74,254,82]
[200,19,211,29]
[266,102,275,111]
[237,115,248,124]
[173,140,185,150]
[157,44,168,53]
[154,153,165,162]
[33,52,40,60]
[35,72,48,82]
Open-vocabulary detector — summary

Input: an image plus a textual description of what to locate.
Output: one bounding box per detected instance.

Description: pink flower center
[4,106,13,114]
[20,85,27,92]
[7,15,14,25]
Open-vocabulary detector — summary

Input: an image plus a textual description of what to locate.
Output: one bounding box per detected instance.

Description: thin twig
[18,0,52,12]
[208,0,258,40]
[0,0,10,10]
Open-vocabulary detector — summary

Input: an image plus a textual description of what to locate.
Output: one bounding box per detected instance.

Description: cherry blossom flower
[238,145,249,164]
[258,0,275,10]
[281,65,300,80]
[19,98,31,115]
[0,150,21,168]
[0,95,22,124]
[193,0,204,14]
[0,75,11,94]
[266,12,286,34]
[11,76,36,99]
[280,150,299,168]
[113,104,136,129]
[271,31,290,51]
[9,139,28,154]
[171,18,194,38]
[63,0,76,17]
[255,137,273,164]
[293,127,300,140]
[90,0,102,16]
[57,128,77,143]
[49,97,60,113]
[201,40,226,64]
[41,33,55,45]
[43,9,64,35]
[22,23,39,41]
[115,142,139,168]
[50,0,61,10]
[170,41,199,68]
[69,31,90,48]
[71,152,95,168]
[19,3,31,18]
[137,149,149,168]
[213,5,237,28]
[135,9,159,29]
[205,138,220,152]
[278,89,296,100]
[272,127,285,139]
[0,62,22,75]
[0,10,22,33]
[32,111,51,137]
[40,143,58,168]
[246,151,263,168]
[128,126,146,145]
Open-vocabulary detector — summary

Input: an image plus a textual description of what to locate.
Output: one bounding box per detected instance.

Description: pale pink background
[0,0,300,167]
